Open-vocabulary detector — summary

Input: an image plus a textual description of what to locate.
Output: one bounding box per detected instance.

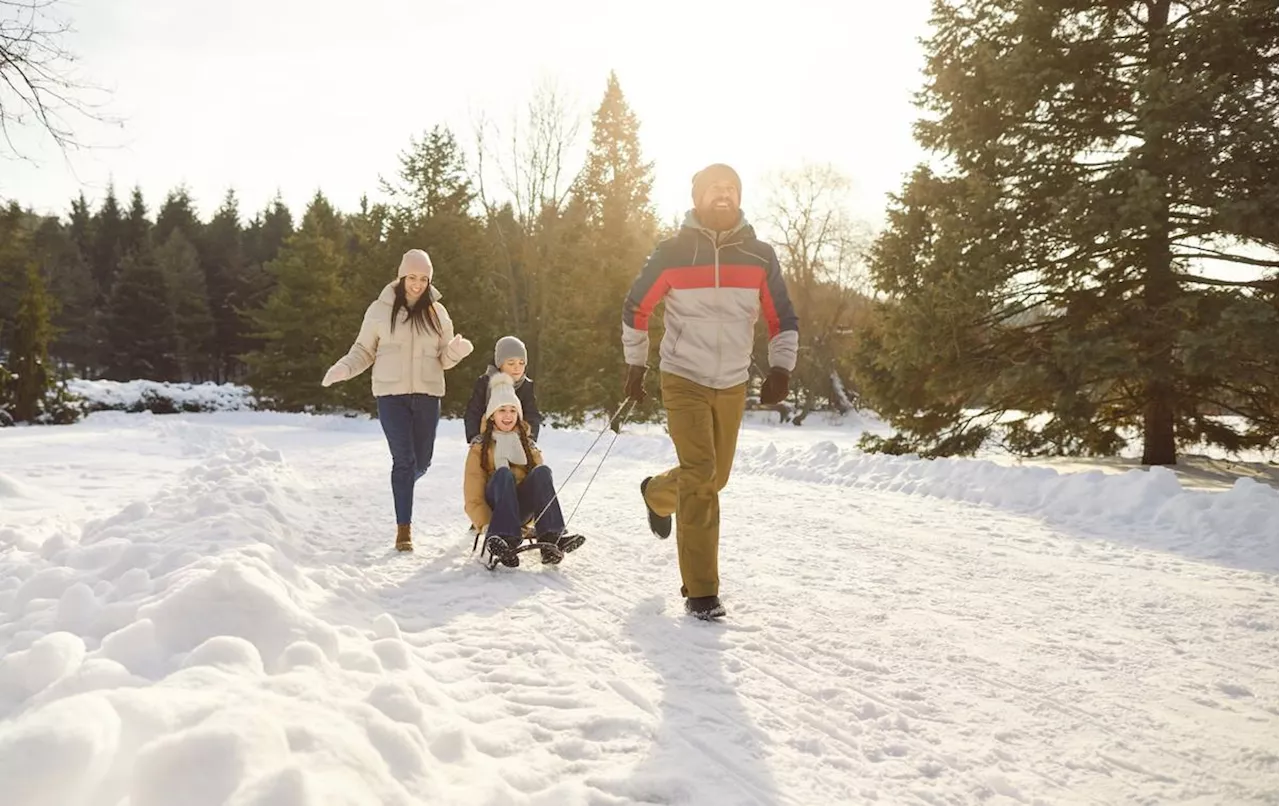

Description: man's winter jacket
[621,212,799,390]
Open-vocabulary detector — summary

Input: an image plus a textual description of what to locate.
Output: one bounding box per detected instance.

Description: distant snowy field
[1,380,1276,804]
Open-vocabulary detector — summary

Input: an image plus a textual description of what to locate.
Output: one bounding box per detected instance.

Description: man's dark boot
[685,595,726,621]
[640,477,671,539]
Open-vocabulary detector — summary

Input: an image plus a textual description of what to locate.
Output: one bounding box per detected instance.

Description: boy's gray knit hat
[494,336,527,367]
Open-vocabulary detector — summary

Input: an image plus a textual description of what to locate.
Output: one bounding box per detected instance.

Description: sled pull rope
[533,397,637,528]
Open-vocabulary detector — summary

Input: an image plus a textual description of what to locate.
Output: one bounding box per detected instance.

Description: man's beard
[696,204,740,233]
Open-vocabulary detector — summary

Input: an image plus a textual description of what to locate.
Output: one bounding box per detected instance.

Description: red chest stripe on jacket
[664,263,766,289]
[632,264,765,329]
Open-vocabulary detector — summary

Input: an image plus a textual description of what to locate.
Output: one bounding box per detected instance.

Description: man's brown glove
[759,367,790,405]
[624,364,648,402]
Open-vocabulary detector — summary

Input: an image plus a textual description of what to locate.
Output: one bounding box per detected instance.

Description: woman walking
[322,249,474,551]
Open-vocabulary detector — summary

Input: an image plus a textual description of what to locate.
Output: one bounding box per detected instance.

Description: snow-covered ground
[1,408,1276,805]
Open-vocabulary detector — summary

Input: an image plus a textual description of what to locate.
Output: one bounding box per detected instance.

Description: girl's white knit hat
[485,372,523,421]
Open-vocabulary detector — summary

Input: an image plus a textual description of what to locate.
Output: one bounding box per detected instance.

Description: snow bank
[67,379,257,414]
[0,427,437,805]
[728,440,1279,573]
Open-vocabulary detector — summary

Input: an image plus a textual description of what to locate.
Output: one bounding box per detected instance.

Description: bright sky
[3,0,935,230]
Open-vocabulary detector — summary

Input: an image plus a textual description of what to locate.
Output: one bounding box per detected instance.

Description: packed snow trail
[0,411,1275,805]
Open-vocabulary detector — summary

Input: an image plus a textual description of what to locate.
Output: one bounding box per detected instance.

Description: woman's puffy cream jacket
[325,282,473,397]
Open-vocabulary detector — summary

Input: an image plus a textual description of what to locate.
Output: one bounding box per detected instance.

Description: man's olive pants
[642,372,746,598]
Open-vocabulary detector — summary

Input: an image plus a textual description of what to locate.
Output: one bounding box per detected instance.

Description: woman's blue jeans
[376,394,440,524]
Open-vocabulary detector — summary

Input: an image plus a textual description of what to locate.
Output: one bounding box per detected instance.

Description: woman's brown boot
[395,523,413,552]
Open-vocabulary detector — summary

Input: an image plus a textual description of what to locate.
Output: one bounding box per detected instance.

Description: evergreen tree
[6,263,54,422]
[91,184,126,304]
[859,0,1278,464]
[33,214,96,375]
[559,72,659,420]
[154,186,202,248]
[57,193,99,374]
[67,193,94,260]
[380,125,476,220]
[1,257,79,425]
[244,195,294,268]
[200,190,247,381]
[104,251,181,381]
[0,202,29,337]
[154,230,216,380]
[88,185,130,371]
[122,186,152,257]
[242,193,365,412]
[240,194,295,358]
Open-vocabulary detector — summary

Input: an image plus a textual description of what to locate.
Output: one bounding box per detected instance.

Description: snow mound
[734,441,1280,573]
[68,379,256,413]
[0,430,436,804]
[0,472,39,499]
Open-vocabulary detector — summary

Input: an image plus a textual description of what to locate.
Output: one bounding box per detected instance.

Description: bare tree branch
[0,0,119,164]
[467,78,584,376]
[471,77,580,228]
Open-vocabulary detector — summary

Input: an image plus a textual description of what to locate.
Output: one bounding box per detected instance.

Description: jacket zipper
[713,234,722,380]
[714,235,721,289]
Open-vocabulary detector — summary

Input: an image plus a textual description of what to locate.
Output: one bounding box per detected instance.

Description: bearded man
[620,163,800,620]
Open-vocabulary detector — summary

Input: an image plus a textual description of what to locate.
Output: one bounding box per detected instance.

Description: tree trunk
[1141,383,1176,465]
[1140,0,1178,467]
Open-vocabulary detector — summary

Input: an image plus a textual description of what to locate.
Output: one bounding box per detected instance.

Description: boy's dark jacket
[463,368,542,443]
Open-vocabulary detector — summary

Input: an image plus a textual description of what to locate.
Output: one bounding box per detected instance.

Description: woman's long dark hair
[390,278,442,336]
[478,416,536,476]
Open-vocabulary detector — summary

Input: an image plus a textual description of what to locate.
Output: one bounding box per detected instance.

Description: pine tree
[68,193,94,256]
[57,193,99,375]
[32,214,95,375]
[200,190,247,381]
[561,72,659,420]
[860,0,1278,464]
[242,193,366,412]
[0,202,29,336]
[7,263,54,422]
[154,186,202,248]
[380,125,476,220]
[88,185,130,372]
[154,230,216,380]
[91,184,126,304]
[240,195,294,359]
[244,195,294,268]
[104,251,181,381]
[122,186,152,258]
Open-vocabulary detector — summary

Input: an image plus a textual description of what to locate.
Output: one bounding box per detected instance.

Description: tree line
[0,74,871,429]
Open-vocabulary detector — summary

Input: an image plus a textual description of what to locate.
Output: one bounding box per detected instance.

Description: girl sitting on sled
[464,373,585,566]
